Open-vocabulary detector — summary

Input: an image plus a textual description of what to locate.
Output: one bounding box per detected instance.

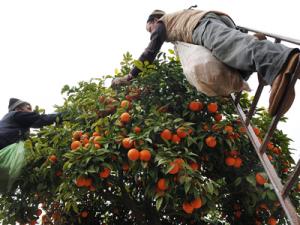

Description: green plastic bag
[0,141,26,193]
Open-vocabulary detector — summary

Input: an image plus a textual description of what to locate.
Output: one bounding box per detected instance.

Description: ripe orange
[224,125,233,134]
[205,136,217,148]
[92,131,101,137]
[174,158,185,168]
[160,129,172,140]
[255,173,267,185]
[176,127,188,138]
[94,143,101,149]
[188,101,203,112]
[168,161,180,174]
[49,155,57,163]
[268,217,277,225]
[207,102,218,113]
[267,142,274,150]
[233,157,242,168]
[182,202,194,214]
[99,167,110,178]
[189,162,199,171]
[120,112,131,123]
[239,126,247,133]
[253,127,260,136]
[225,157,236,166]
[71,141,81,150]
[80,210,89,218]
[93,136,103,144]
[157,178,168,191]
[139,149,151,161]
[127,148,140,161]
[214,113,222,122]
[75,176,86,187]
[171,134,181,144]
[72,131,83,140]
[191,197,202,209]
[120,100,130,108]
[84,178,92,187]
[133,126,141,134]
[55,170,63,177]
[122,137,133,149]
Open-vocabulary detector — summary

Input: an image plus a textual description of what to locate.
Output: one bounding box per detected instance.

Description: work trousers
[192,13,297,85]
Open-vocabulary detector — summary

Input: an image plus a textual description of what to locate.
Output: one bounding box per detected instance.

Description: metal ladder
[231,26,300,225]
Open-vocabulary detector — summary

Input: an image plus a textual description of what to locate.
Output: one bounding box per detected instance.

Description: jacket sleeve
[13,111,59,128]
[130,22,167,77]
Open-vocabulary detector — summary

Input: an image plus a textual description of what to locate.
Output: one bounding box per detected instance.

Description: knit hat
[8,98,29,111]
[147,9,166,23]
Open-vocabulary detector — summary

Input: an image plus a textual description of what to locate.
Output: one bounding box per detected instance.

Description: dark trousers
[192,13,297,85]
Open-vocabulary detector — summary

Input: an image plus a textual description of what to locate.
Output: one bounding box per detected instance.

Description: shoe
[268,53,299,116]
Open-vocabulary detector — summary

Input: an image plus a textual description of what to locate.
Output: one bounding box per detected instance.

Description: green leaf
[156,197,163,211]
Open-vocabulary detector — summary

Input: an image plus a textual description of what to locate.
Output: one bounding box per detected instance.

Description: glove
[111,74,133,88]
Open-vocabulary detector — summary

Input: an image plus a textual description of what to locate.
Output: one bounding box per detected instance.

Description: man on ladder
[111,7,300,117]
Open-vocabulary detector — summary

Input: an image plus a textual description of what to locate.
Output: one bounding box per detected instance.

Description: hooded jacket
[0,111,58,149]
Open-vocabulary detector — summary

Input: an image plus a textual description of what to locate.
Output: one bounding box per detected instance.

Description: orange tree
[0,52,299,225]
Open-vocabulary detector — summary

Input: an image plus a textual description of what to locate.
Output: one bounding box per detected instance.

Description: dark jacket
[0,111,59,149]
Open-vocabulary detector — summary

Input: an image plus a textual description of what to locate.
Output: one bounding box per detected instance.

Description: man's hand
[111,74,133,88]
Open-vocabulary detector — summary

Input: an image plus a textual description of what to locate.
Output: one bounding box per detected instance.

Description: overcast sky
[0,0,299,160]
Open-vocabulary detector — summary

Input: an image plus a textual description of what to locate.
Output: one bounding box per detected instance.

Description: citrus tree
[0,52,299,225]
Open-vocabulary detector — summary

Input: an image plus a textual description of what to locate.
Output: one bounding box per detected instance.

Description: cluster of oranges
[160,127,192,144]
[188,101,218,114]
[225,150,243,168]
[70,130,103,151]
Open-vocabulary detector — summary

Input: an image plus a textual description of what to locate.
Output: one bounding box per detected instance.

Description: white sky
[0,0,299,161]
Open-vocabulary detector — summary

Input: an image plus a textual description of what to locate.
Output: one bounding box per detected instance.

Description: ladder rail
[231,26,300,224]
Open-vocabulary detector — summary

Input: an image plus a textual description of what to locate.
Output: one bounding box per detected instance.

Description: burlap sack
[174,42,250,96]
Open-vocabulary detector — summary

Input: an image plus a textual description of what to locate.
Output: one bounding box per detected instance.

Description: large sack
[0,141,26,193]
[174,42,250,96]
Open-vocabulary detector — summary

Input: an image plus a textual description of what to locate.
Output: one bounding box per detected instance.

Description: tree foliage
[0,52,299,225]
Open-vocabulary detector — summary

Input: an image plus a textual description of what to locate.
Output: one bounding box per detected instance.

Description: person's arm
[13,111,59,128]
[130,22,167,77]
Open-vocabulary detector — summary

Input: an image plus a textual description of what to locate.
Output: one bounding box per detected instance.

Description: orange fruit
[120,100,130,108]
[176,127,188,138]
[174,158,185,168]
[207,102,218,113]
[191,197,202,209]
[122,138,133,149]
[233,157,242,168]
[99,167,110,178]
[267,142,274,150]
[133,126,141,134]
[139,149,151,161]
[168,161,180,174]
[239,126,247,133]
[127,148,140,161]
[55,170,63,177]
[80,210,89,218]
[92,131,101,137]
[272,147,281,155]
[72,131,82,140]
[120,112,131,123]
[205,136,217,148]
[255,173,267,185]
[214,113,222,122]
[84,178,92,187]
[225,157,236,166]
[160,129,172,140]
[71,141,81,150]
[94,143,101,149]
[182,202,194,214]
[268,217,277,225]
[93,136,103,144]
[189,162,199,171]
[253,127,260,136]
[188,101,203,112]
[224,125,233,134]
[75,176,86,187]
[157,178,168,191]
[171,134,181,144]
[49,155,57,163]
